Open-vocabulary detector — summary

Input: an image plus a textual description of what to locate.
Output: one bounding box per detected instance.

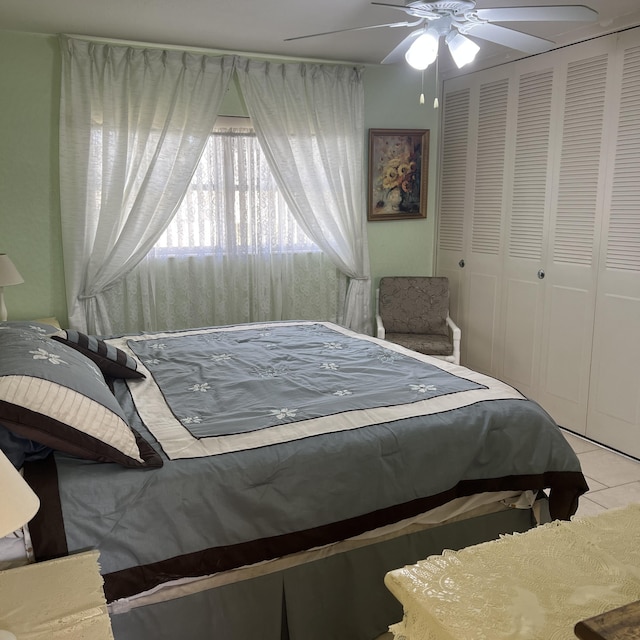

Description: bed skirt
[109,502,542,640]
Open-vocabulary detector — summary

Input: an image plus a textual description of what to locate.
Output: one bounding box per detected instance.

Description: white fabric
[104,251,346,334]
[101,120,347,333]
[235,59,372,335]
[385,504,640,640]
[59,36,234,334]
[60,38,370,335]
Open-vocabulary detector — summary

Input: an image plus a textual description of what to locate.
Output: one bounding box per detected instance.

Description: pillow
[0,329,161,469]
[0,321,60,336]
[0,423,52,469]
[51,330,144,379]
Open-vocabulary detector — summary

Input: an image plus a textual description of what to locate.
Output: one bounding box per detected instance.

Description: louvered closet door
[437,76,512,374]
[461,77,510,376]
[535,42,612,434]
[498,64,556,399]
[587,31,640,457]
[437,85,472,359]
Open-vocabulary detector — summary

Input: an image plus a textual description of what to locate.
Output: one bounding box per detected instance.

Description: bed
[0,319,588,640]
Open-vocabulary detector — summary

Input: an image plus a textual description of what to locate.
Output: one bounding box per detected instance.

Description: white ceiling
[2,0,640,74]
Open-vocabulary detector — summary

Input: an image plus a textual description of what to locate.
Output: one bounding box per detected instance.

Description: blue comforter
[25,321,588,603]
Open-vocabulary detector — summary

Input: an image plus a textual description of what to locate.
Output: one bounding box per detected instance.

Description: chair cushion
[385,332,454,357]
[379,277,449,336]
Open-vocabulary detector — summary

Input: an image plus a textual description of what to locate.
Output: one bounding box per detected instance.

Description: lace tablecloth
[385,504,640,640]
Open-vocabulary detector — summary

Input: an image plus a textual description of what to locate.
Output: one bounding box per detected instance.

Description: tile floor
[561,429,640,517]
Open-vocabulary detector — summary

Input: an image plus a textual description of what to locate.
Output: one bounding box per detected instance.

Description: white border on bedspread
[108,322,525,460]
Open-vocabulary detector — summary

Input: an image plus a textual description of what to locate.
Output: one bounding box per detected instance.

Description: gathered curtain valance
[59,35,371,335]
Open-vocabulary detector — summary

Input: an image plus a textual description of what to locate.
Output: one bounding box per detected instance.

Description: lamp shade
[405,30,439,70]
[0,450,40,537]
[0,254,23,287]
[446,31,480,69]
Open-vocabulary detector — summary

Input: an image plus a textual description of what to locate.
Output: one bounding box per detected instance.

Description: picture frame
[367,128,429,221]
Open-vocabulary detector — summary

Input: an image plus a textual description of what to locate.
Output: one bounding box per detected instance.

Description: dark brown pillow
[51,330,144,379]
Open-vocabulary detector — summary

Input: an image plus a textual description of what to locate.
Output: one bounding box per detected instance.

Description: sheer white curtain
[59,36,234,334]
[103,120,346,333]
[235,59,372,334]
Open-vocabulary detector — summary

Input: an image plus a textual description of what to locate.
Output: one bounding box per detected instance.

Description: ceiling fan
[285,2,599,70]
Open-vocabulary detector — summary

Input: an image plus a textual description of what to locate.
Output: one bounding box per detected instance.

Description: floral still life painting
[368,129,429,221]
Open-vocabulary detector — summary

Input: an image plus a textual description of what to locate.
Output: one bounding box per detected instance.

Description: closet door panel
[437,85,473,354]
[439,265,463,322]
[465,271,500,373]
[588,287,640,457]
[499,67,555,397]
[462,77,510,375]
[592,293,640,423]
[502,279,540,388]
[587,32,640,457]
[539,284,593,428]
[536,47,611,432]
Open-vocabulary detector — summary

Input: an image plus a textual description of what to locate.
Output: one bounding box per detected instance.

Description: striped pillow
[52,330,144,380]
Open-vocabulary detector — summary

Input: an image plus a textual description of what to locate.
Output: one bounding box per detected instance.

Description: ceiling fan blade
[381,30,424,64]
[372,1,444,19]
[463,23,555,54]
[475,6,598,23]
[284,20,415,42]
[371,2,414,12]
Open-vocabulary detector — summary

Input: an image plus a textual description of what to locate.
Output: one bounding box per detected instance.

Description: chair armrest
[446,314,461,338]
[375,287,386,339]
[375,314,386,339]
[446,315,461,365]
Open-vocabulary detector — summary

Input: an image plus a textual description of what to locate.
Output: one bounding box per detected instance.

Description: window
[106,117,345,333]
[155,117,320,257]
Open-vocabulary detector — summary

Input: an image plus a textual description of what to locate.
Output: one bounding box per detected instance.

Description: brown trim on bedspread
[23,456,587,603]
[102,471,587,602]
[23,454,68,561]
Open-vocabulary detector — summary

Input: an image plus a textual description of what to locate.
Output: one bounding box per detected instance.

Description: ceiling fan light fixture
[287,1,600,69]
[446,31,480,68]
[405,29,439,70]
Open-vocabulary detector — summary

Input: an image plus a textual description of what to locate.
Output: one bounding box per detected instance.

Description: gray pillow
[0,321,60,336]
[0,329,161,469]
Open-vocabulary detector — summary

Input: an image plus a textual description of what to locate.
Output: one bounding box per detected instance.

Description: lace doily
[385,504,640,640]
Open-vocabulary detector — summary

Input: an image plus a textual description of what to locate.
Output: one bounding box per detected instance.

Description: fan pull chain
[433,56,439,109]
[419,70,425,105]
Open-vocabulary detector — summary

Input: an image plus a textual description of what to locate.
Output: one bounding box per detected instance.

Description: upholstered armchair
[375,276,461,364]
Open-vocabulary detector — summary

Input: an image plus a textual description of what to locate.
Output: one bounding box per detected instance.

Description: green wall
[0,30,439,326]
[0,32,64,322]
[364,64,440,290]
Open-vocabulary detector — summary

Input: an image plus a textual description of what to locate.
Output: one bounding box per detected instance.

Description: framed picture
[368,128,429,221]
